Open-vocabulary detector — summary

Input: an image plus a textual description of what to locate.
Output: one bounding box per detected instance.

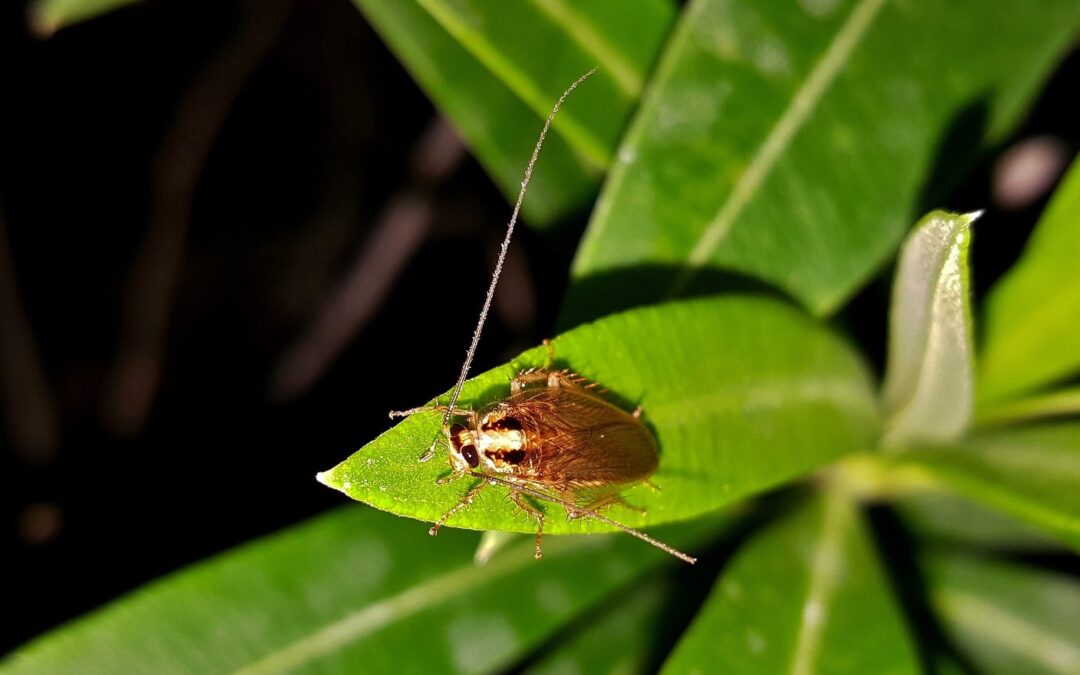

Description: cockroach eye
[460,445,479,468]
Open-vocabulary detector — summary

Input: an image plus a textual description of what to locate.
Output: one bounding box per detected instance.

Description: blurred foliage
[7,0,1080,673]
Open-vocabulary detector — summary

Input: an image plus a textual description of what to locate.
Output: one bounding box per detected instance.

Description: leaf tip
[315,467,346,492]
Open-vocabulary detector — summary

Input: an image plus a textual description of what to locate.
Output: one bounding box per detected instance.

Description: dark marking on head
[483,416,523,432]
[501,449,526,465]
[449,423,467,451]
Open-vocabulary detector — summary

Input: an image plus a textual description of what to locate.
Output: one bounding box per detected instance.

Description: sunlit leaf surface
[320,295,878,534]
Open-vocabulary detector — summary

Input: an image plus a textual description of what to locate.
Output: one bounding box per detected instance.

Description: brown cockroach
[390,69,696,565]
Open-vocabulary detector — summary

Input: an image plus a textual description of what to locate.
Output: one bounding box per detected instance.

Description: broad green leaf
[26,0,141,36]
[351,0,676,225]
[525,575,675,675]
[881,210,978,447]
[894,491,1063,553]
[1,507,728,674]
[924,553,1080,675]
[566,0,1080,321]
[662,491,919,674]
[319,295,879,535]
[895,421,1080,552]
[980,155,1080,403]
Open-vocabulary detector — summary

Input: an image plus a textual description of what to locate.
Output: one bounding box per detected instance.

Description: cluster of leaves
[8,0,1080,673]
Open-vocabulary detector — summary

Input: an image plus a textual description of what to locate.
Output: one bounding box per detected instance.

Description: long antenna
[471,471,697,564]
[416,67,599,462]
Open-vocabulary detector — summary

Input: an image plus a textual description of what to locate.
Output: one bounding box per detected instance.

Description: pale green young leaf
[881,210,978,447]
[319,295,879,535]
[661,491,919,674]
[980,156,1080,403]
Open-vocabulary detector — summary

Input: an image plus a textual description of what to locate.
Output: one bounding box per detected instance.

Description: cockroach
[390,69,696,565]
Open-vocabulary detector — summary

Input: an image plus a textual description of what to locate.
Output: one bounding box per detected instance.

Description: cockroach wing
[491,385,659,492]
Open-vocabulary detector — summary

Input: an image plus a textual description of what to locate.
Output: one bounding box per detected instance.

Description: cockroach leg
[509,369,553,395]
[632,405,644,419]
[542,338,555,369]
[430,479,487,536]
[644,479,661,493]
[510,489,545,559]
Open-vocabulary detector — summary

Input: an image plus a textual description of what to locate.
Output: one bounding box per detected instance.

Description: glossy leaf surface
[566,0,1080,321]
[2,508,727,674]
[320,295,878,534]
[980,156,1080,403]
[662,492,919,674]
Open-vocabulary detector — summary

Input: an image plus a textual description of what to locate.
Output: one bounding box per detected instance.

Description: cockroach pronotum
[390,69,696,565]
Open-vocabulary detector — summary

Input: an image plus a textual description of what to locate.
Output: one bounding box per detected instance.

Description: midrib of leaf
[231,537,554,675]
[529,0,645,97]
[667,0,887,297]
[790,492,848,675]
[645,376,873,421]
[885,215,973,442]
[935,587,1080,674]
[416,0,611,171]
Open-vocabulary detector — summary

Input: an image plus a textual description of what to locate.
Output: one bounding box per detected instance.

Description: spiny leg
[510,489,546,559]
[430,479,487,536]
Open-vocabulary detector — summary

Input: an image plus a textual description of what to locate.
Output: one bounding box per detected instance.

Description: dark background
[2,0,1075,653]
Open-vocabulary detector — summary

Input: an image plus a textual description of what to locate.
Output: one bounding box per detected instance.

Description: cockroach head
[446,422,480,472]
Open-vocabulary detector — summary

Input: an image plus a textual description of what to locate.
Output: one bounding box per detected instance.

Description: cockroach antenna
[393,67,599,462]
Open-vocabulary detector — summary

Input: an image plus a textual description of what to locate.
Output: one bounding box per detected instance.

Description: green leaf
[894,491,1064,553]
[661,491,919,674]
[924,553,1080,675]
[26,0,141,36]
[895,421,1080,552]
[980,155,1080,404]
[350,0,676,225]
[525,575,676,675]
[319,295,879,535]
[976,385,1080,429]
[881,210,978,447]
[565,0,1080,322]
[1,508,728,674]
